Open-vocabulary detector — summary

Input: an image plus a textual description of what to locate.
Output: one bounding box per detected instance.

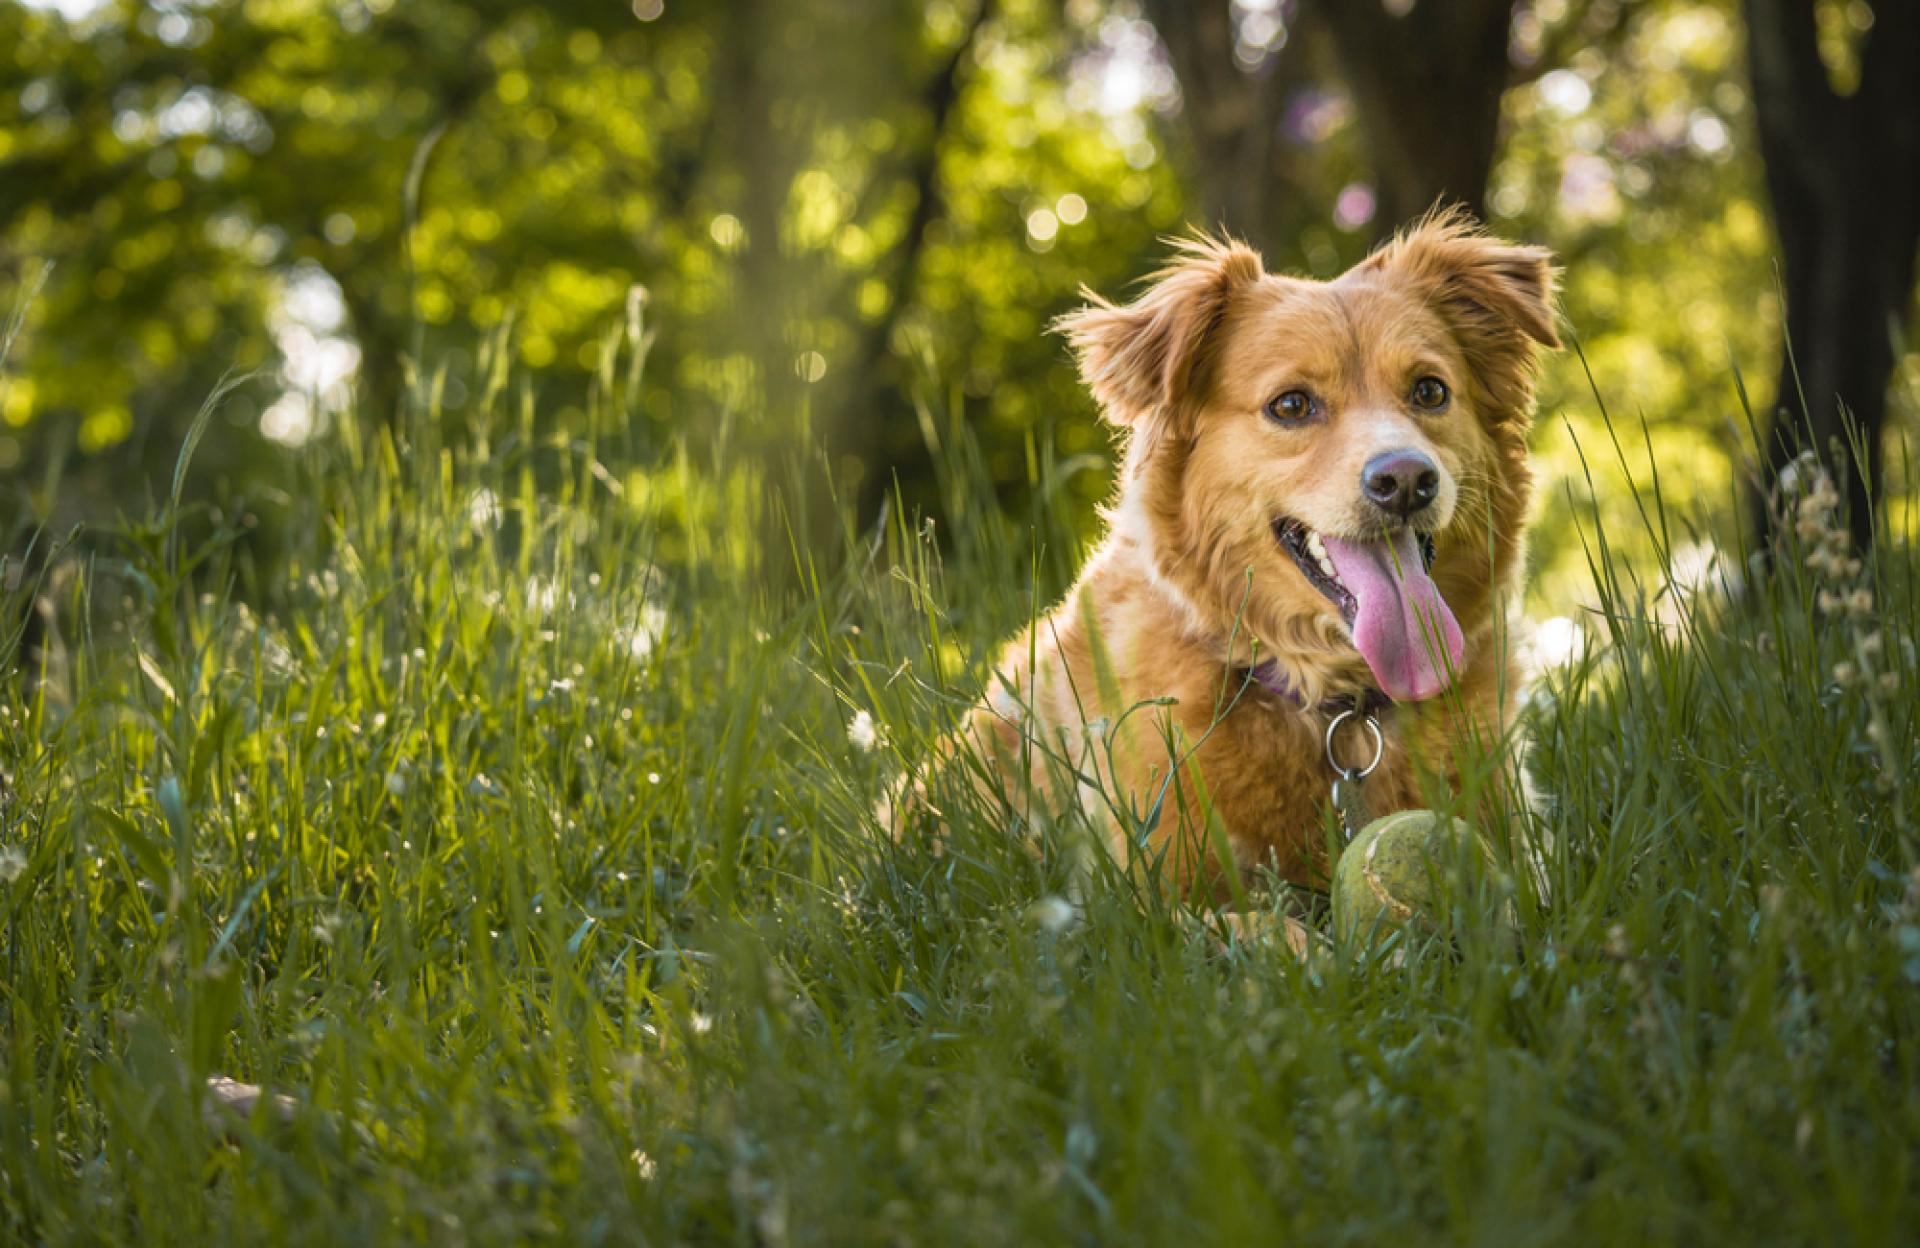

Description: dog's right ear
[1054,235,1263,430]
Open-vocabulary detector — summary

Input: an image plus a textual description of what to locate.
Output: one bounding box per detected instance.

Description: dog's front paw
[1185,907,1322,959]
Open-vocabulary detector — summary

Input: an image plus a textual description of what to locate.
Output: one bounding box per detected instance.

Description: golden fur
[938,211,1559,902]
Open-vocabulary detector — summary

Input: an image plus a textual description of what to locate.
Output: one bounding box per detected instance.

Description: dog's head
[1058,210,1559,705]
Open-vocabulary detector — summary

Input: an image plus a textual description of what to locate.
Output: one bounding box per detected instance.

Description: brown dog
[939,210,1559,911]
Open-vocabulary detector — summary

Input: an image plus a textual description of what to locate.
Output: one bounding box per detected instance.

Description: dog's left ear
[1365,210,1560,415]
[1054,235,1263,435]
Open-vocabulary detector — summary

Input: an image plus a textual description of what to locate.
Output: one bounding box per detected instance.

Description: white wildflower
[618,602,667,661]
[1029,895,1078,934]
[466,488,501,532]
[525,577,563,615]
[847,709,879,753]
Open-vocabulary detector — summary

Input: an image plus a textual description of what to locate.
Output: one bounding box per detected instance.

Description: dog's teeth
[1303,532,1335,579]
[1296,530,1337,581]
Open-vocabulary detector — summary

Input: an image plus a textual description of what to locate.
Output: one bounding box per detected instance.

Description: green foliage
[0,0,1185,530]
[14,0,1910,587]
[1499,0,1782,602]
[1,319,1917,1240]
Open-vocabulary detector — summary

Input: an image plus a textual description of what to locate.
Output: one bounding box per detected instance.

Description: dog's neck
[1246,658,1392,718]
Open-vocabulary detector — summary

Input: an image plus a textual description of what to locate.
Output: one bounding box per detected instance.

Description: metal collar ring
[1324,708,1384,781]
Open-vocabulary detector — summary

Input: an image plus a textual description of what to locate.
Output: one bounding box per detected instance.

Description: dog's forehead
[1228,274,1455,370]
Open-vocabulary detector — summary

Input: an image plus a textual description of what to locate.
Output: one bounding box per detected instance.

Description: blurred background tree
[1,0,1915,612]
[1744,0,1917,553]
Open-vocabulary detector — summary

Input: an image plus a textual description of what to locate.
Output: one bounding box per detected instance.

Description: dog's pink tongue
[1321,530,1466,702]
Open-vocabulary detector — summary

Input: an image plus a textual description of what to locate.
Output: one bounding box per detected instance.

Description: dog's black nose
[1361,449,1440,520]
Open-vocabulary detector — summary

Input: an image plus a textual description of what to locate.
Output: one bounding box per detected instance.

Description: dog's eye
[1265,390,1313,423]
[1411,376,1450,410]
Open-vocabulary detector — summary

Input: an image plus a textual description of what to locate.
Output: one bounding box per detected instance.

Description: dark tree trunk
[1139,0,1293,258]
[1745,0,1920,554]
[340,276,405,426]
[1316,0,1514,234]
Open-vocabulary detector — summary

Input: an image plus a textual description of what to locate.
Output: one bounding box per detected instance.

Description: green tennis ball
[1332,809,1509,947]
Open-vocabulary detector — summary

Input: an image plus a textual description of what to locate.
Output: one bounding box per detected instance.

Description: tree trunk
[1316,0,1514,234]
[1745,0,1920,553]
[340,276,406,426]
[714,0,800,435]
[1140,0,1292,258]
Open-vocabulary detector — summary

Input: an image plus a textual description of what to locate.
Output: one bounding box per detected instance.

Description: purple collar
[1246,659,1393,718]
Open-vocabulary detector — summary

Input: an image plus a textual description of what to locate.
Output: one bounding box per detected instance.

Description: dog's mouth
[1272,518,1461,702]
[1274,520,1435,623]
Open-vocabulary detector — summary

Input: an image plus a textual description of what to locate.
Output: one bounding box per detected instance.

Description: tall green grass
[1,320,1916,1244]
